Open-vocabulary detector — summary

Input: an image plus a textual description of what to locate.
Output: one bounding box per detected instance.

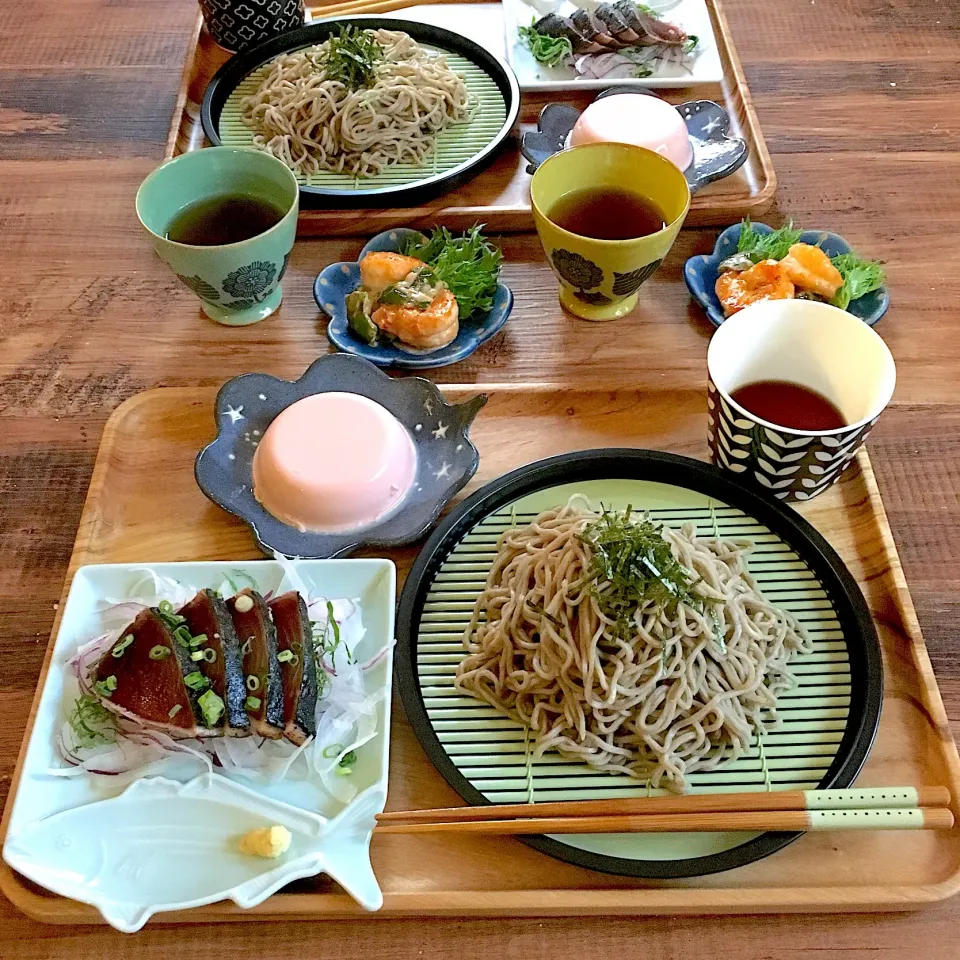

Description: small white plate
[502,0,724,90]
[2,559,395,932]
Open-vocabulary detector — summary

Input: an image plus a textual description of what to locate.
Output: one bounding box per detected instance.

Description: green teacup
[136,147,299,326]
[531,143,690,321]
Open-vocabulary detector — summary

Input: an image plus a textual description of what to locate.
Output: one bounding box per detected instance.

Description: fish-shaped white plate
[1,559,396,931]
[4,773,384,933]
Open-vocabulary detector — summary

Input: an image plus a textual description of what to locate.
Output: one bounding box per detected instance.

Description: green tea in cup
[136,147,299,326]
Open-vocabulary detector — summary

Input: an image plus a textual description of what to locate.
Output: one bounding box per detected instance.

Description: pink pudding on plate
[570,94,694,172]
[252,392,417,532]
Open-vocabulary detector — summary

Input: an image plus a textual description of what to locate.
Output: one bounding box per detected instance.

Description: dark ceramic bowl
[314,229,514,371]
[685,221,890,327]
[195,354,487,558]
[520,87,747,193]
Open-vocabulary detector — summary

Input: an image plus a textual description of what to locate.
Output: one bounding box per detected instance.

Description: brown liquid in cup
[729,380,847,431]
[165,195,286,246]
[547,187,667,240]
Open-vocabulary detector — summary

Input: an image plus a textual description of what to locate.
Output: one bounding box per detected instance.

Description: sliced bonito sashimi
[269,591,318,745]
[93,608,199,735]
[228,588,284,739]
[178,589,249,736]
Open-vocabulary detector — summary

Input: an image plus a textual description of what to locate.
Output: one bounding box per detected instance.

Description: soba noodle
[455,502,811,791]
[239,29,472,178]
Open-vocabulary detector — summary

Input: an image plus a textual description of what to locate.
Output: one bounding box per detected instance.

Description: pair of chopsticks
[375,786,955,835]
[310,0,476,20]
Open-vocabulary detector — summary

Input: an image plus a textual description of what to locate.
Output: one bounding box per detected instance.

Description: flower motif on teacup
[222,260,277,301]
[550,249,603,291]
[177,274,220,302]
[612,260,662,296]
[574,290,612,305]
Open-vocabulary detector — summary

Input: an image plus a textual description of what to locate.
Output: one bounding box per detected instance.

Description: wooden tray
[165,1,775,235]
[3,385,960,924]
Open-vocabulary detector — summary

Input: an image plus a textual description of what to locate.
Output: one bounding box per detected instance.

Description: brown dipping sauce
[729,380,847,431]
[547,187,667,241]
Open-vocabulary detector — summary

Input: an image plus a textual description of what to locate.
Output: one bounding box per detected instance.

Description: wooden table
[1,0,958,955]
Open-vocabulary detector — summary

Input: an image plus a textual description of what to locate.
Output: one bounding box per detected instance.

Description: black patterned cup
[199,0,305,53]
[706,300,896,502]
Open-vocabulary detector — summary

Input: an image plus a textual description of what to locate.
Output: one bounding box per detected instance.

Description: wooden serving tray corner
[2,385,960,925]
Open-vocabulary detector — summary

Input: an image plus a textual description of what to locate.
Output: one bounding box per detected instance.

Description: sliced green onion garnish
[149,645,171,660]
[158,600,174,614]
[291,640,303,652]
[322,742,343,759]
[174,625,192,648]
[245,695,261,711]
[202,647,217,663]
[338,749,357,769]
[189,633,208,649]
[94,675,117,698]
[335,766,353,777]
[168,704,182,719]
[241,638,253,657]
[278,649,294,664]
[245,674,260,692]
[111,634,134,658]
[327,600,340,648]
[198,689,225,727]
[190,650,204,662]
[183,670,209,691]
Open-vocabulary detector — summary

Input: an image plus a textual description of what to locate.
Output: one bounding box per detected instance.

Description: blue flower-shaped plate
[685,222,890,327]
[314,229,514,370]
[195,353,487,558]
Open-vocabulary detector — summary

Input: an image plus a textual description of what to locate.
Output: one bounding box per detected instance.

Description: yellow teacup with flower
[530,143,691,321]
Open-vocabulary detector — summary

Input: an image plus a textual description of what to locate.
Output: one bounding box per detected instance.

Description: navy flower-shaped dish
[314,228,514,370]
[520,87,748,193]
[195,353,487,558]
[685,221,890,327]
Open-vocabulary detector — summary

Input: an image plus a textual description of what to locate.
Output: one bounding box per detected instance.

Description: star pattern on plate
[223,405,244,423]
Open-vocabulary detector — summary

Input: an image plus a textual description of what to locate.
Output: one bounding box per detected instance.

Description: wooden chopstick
[376,786,953,824]
[309,0,466,18]
[375,807,955,836]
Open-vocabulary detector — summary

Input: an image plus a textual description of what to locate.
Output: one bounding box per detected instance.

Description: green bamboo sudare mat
[218,49,505,191]
[396,453,882,879]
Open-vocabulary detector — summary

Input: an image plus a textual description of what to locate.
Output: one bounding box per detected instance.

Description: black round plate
[395,449,883,878]
[201,18,520,208]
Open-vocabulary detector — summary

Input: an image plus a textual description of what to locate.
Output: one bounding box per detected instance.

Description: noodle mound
[240,29,471,178]
[455,503,811,791]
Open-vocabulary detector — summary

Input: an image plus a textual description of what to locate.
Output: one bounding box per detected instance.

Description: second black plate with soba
[395,450,882,878]
[202,18,519,206]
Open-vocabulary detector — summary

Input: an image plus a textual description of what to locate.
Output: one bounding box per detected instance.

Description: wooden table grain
[1,0,959,955]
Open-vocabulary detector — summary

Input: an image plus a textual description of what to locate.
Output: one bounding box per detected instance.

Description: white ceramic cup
[706,299,896,501]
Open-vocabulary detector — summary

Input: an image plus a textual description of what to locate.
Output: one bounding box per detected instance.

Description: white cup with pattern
[706,299,896,501]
